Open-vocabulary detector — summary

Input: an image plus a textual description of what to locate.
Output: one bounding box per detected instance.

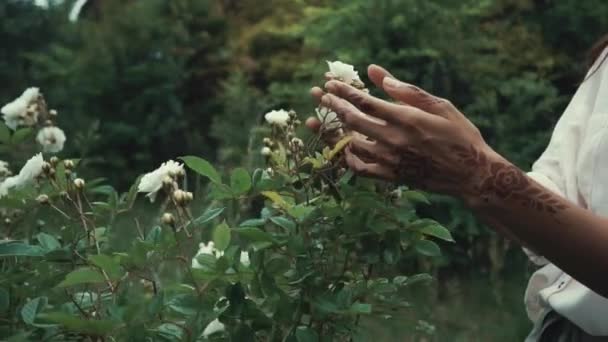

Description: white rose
[327,61,360,84]
[264,109,290,127]
[137,160,184,202]
[0,153,44,197]
[36,126,67,153]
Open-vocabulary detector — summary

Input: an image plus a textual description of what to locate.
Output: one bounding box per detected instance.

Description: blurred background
[2,0,608,340]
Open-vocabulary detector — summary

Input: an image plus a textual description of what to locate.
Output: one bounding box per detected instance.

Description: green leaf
[213,222,231,251]
[21,297,47,326]
[350,302,372,314]
[40,312,119,335]
[236,228,275,243]
[11,128,33,144]
[239,218,266,227]
[180,156,221,183]
[296,327,319,342]
[230,167,251,195]
[265,256,290,275]
[0,241,45,257]
[193,207,225,225]
[209,183,234,200]
[154,322,183,340]
[420,224,454,242]
[260,191,290,210]
[270,216,296,232]
[0,288,9,312]
[402,190,430,205]
[328,135,353,160]
[37,233,61,251]
[0,122,9,143]
[57,267,106,287]
[88,254,123,280]
[414,240,441,257]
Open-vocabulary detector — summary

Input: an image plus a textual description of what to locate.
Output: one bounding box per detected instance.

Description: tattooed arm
[308,64,608,297]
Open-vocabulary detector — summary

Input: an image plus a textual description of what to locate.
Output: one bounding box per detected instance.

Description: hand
[310,65,506,203]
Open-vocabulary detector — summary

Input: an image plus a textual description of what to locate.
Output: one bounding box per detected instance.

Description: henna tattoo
[394,143,568,214]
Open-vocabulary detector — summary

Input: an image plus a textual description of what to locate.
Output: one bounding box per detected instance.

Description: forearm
[464,148,608,297]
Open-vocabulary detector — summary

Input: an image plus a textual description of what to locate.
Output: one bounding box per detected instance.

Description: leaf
[154,322,183,340]
[261,191,290,210]
[180,156,221,183]
[235,228,275,243]
[296,327,319,342]
[420,224,454,242]
[350,302,372,314]
[239,218,266,227]
[0,241,45,257]
[0,287,8,312]
[21,297,47,325]
[328,135,353,160]
[88,254,123,280]
[209,183,234,200]
[40,312,119,335]
[193,207,225,225]
[270,216,296,232]
[230,167,251,195]
[0,122,9,143]
[213,222,231,251]
[402,190,430,205]
[11,128,33,144]
[37,233,61,251]
[414,240,441,257]
[57,267,106,287]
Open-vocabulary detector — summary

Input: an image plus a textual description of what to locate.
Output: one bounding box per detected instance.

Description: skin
[307,65,608,297]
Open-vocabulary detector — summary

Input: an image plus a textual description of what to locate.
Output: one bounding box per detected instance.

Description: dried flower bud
[162,176,174,189]
[44,120,53,126]
[48,168,56,177]
[42,162,52,173]
[49,156,59,166]
[64,160,74,170]
[4,218,11,225]
[176,168,185,178]
[64,169,71,177]
[49,109,58,116]
[173,189,187,205]
[263,137,272,146]
[73,178,85,189]
[36,194,49,204]
[161,212,175,225]
[290,138,304,148]
[185,192,193,202]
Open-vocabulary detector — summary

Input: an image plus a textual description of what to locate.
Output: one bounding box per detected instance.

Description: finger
[325,72,339,81]
[320,93,404,146]
[382,77,454,117]
[305,117,322,132]
[325,80,433,126]
[345,147,396,181]
[350,137,400,165]
[310,86,325,104]
[367,64,395,89]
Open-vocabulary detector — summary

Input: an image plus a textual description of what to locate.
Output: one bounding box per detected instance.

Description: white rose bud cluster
[1,87,67,153]
[137,160,185,203]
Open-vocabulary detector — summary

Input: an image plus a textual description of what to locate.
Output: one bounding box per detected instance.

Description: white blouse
[524,47,608,336]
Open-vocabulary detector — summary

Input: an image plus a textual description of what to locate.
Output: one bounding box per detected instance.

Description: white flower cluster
[1,88,67,154]
[1,87,40,130]
[191,241,250,269]
[137,160,184,202]
[0,153,45,197]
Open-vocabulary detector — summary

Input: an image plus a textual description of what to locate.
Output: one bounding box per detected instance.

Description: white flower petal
[20,87,40,104]
[137,160,184,202]
[202,319,225,338]
[264,109,290,127]
[327,61,360,84]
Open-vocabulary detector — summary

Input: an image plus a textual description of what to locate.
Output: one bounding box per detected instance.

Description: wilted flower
[137,160,184,202]
[202,319,225,338]
[264,109,290,127]
[73,178,85,189]
[260,147,272,156]
[0,153,44,197]
[36,126,66,153]
[161,212,175,225]
[192,241,224,269]
[240,251,250,267]
[290,138,304,148]
[327,61,360,84]
[316,107,340,130]
[1,87,40,130]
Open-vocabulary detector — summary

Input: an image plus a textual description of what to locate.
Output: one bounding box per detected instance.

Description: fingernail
[321,94,331,106]
[324,81,337,92]
[383,77,401,88]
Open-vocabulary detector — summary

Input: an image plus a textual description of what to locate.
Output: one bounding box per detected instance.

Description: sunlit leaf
[180,156,221,183]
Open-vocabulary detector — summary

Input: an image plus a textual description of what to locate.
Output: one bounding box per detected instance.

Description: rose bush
[0,63,453,341]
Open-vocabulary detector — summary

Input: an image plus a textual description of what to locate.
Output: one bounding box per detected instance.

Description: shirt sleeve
[522,48,608,265]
